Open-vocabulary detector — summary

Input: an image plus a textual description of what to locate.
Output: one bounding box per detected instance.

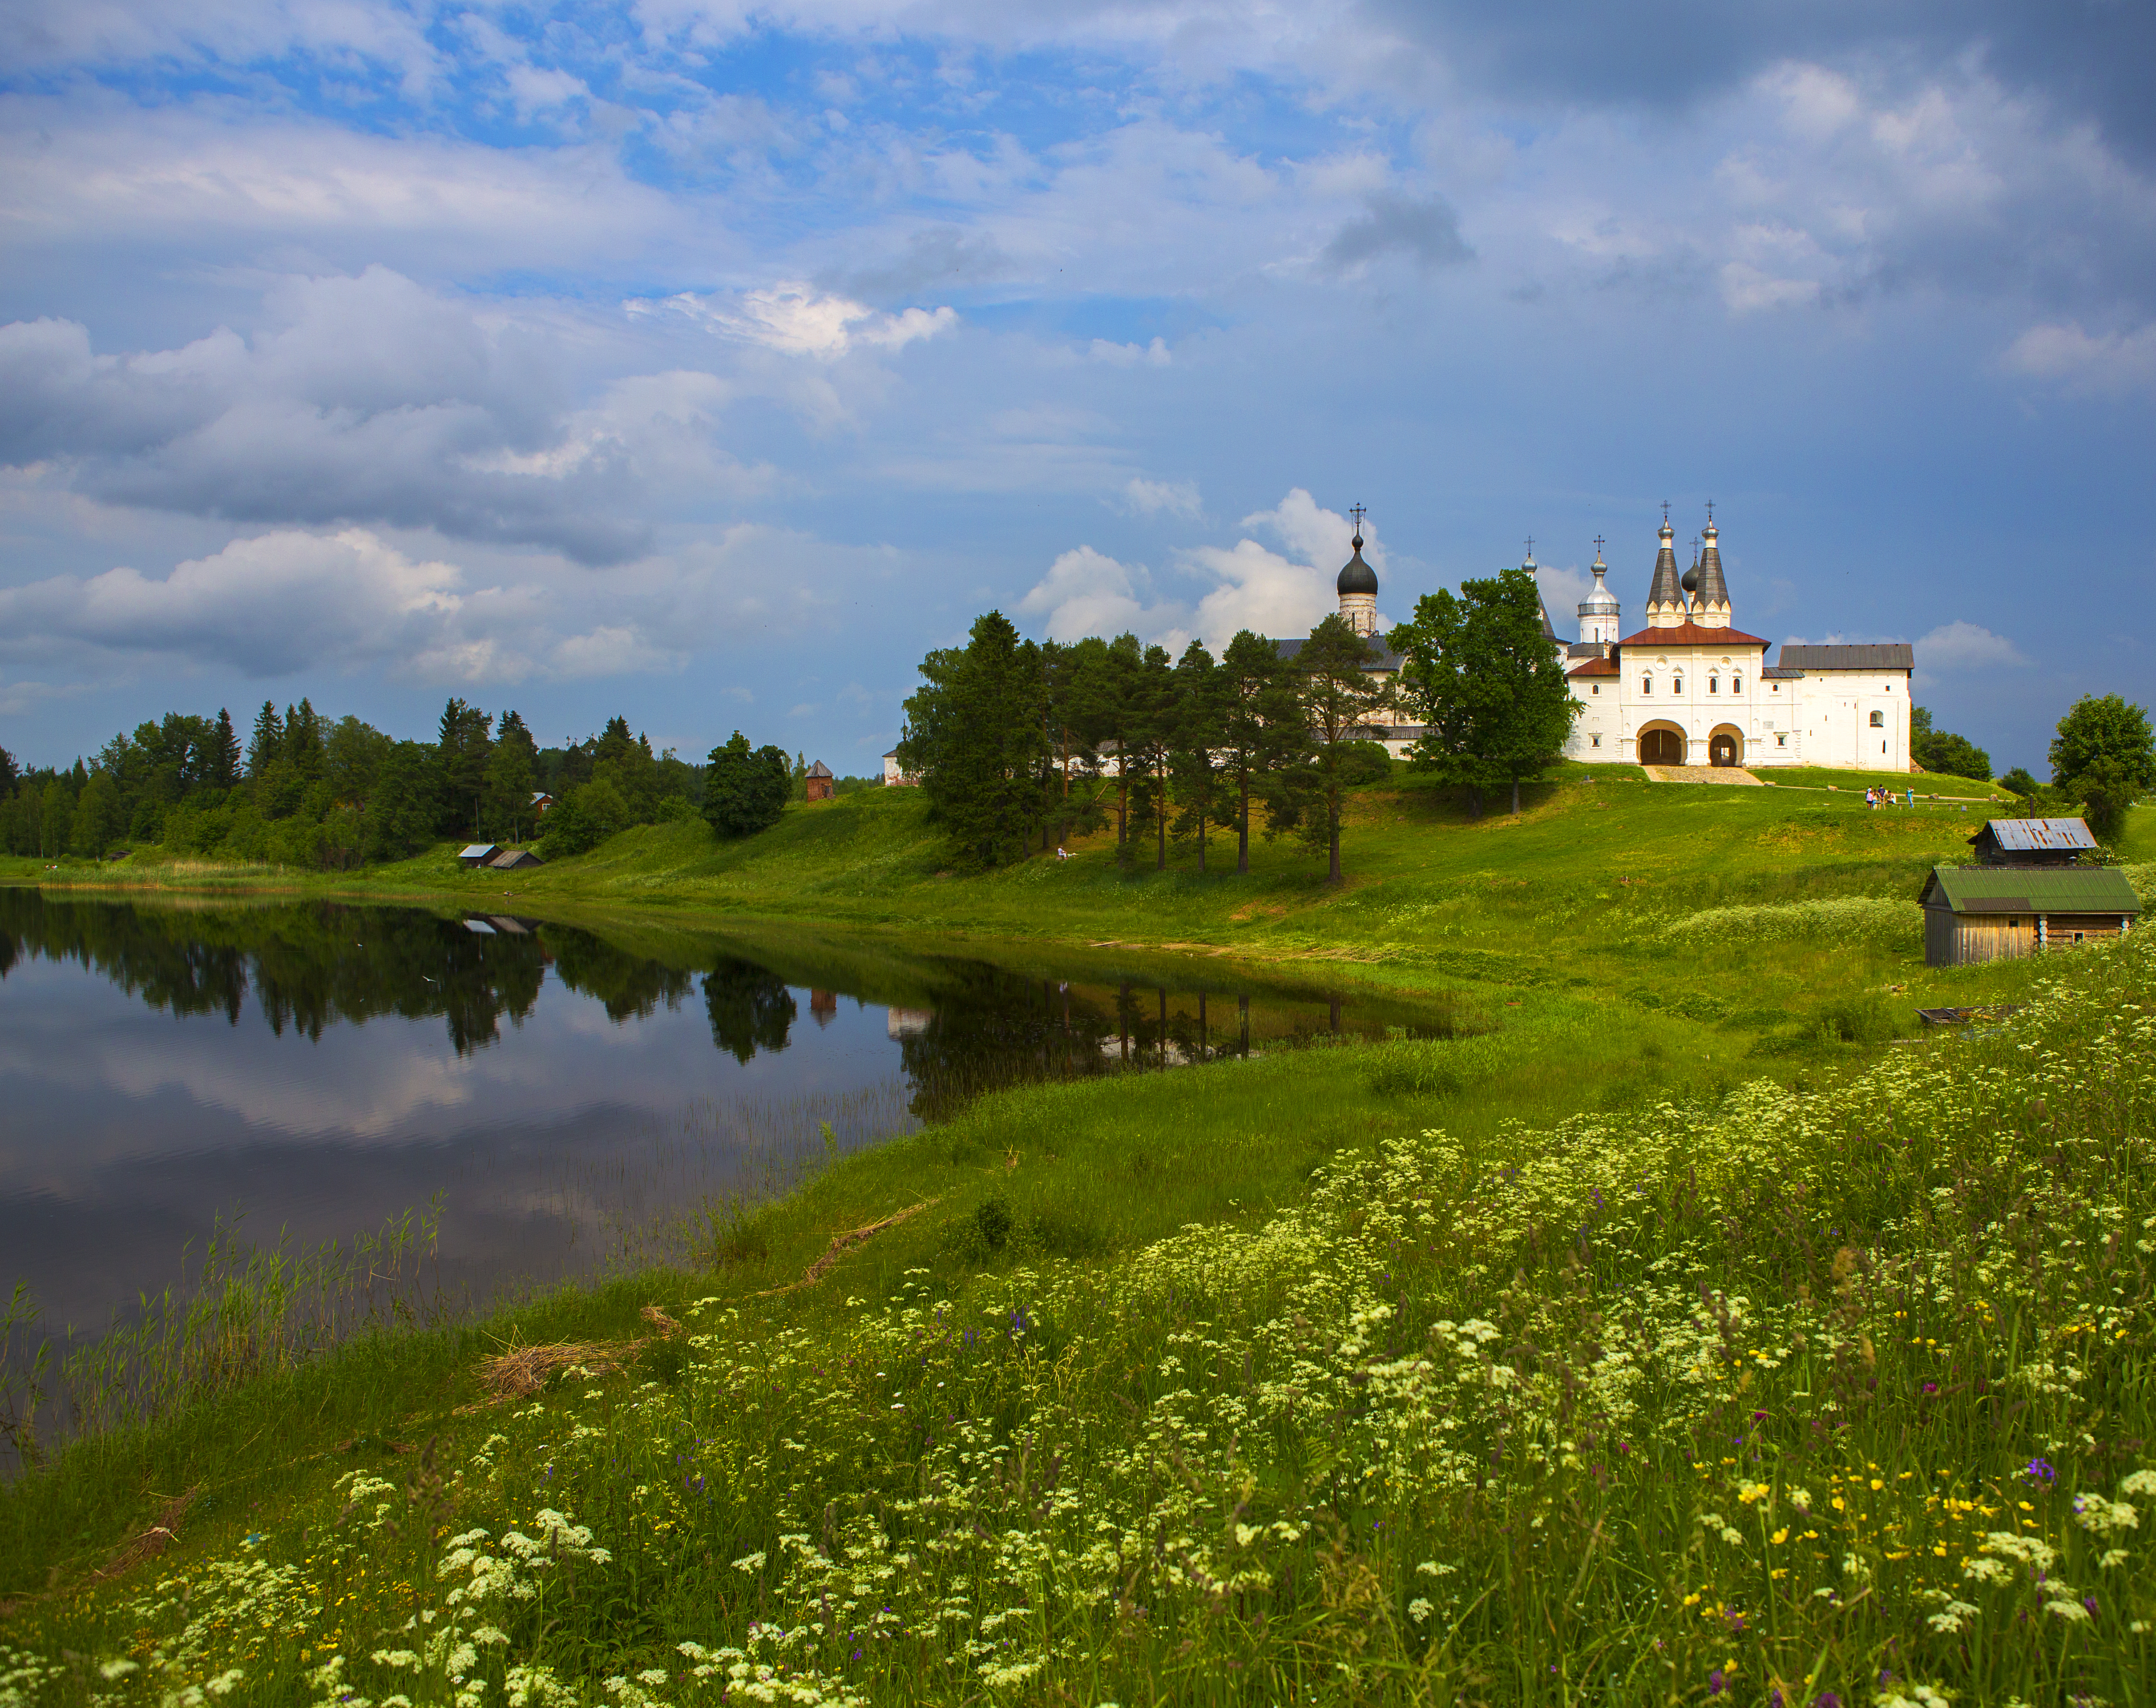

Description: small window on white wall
[1708,675,1719,693]
[1592,684,1600,695]
[1732,675,1743,694]
[1641,676,1652,694]
[1673,676,1684,693]
[1869,710,1884,728]
[1591,733,1601,748]
[1776,733,1787,747]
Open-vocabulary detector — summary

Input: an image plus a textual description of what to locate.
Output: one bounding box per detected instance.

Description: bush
[1662,895,1921,954]
[1334,741,1393,786]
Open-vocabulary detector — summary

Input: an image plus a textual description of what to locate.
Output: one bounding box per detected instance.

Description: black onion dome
[1336,536,1378,596]
[1681,564,1700,595]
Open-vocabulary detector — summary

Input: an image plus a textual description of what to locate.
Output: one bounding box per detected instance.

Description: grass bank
[2,918,2151,1703]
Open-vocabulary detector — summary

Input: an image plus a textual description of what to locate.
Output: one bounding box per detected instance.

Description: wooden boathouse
[1918,865,2140,966]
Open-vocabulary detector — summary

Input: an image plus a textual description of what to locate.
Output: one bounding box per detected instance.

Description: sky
[2,1,2152,777]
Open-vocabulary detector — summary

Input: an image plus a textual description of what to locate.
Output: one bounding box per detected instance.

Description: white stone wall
[1790,672,1912,771]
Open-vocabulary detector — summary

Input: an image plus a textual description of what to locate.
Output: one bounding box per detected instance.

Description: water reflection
[0,890,1458,1342]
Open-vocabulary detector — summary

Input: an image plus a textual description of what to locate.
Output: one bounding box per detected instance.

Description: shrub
[1662,894,1922,953]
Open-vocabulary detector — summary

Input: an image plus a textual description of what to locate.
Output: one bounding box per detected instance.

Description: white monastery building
[1328,509,1914,772]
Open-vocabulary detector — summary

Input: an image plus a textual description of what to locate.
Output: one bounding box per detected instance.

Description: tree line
[896,565,1575,880]
[0,701,711,868]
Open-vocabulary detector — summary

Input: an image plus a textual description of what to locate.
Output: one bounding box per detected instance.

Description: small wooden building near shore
[458,842,501,867]
[1919,865,2140,966]
[487,847,545,870]
[1966,817,2098,866]
[805,760,834,802]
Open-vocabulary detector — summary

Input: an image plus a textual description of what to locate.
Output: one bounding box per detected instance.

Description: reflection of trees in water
[0,891,547,1054]
[703,958,797,1064]
[892,969,1268,1122]
[544,928,695,1023]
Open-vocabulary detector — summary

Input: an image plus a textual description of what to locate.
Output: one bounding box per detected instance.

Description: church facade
[1323,512,1914,772]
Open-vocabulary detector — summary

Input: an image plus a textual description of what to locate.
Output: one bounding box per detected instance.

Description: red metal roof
[1567,657,1619,677]
[1617,623,1770,649]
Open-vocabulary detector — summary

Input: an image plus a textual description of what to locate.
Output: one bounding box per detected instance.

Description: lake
[1,890,1453,1345]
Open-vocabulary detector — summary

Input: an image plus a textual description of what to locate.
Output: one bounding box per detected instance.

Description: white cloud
[636,284,957,360]
[1018,544,1157,643]
[1240,487,1383,576]
[2004,321,2156,392]
[1087,337,1171,367]
[1916,620,2026,675]
[1114,476,1202,518]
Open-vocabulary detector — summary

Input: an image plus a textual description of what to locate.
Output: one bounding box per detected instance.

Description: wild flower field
[6,930,2153,1706]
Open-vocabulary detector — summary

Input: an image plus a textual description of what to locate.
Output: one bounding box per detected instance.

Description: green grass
[3,922,2149,1704]
[5,777,2153,1703]
[1756,765,2005,798]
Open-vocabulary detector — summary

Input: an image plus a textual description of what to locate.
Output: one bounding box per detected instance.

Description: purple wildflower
[1708,1670,1726,1696]
[2023,1456,2057,1485]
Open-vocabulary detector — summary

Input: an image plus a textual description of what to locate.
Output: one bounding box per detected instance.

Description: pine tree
[1168,640,1229,873]
[1268,616,1390,882]
[1218,630,1282,876]
[897,612,1052,867]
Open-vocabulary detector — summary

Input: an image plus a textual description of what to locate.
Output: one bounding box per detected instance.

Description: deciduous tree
[703,731,790,839]
[1392,565,1575,817]
[2050,693,2156,840]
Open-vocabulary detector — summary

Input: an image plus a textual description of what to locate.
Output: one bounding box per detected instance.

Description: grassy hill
[4,773,2155,1704]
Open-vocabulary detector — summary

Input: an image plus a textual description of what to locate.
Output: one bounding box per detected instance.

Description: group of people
[1865,785,1916,808]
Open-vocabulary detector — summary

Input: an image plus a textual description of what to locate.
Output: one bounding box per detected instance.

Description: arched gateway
[1639,727,1684,765]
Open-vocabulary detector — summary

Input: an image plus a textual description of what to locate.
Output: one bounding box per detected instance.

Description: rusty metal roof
[1971,817,2098,853]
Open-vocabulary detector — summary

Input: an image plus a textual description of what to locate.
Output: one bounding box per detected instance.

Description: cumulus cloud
[1321,191,1473,273]
[1916,620,2026,676]
[1019,487,1369,654]
[636,284,957,360]
[1017,545,1162,644]
[0,529,466,677]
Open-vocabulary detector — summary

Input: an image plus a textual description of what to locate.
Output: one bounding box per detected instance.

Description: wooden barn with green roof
[1918,865,2140,966]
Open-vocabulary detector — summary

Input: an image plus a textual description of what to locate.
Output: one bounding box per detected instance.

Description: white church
[1328,508,1914,772]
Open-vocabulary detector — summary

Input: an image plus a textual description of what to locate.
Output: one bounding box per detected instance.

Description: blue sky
[3,0,2152,775]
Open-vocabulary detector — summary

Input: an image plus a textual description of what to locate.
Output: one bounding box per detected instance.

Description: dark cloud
[0,268,651,566]
[1321,192,1473,273]
[1368,0,2156,169]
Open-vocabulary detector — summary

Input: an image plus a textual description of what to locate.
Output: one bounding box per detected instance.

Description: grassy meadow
[3,771,2155,1704]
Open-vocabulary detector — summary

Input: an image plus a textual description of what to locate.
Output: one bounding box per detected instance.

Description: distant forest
[0,701,875,869]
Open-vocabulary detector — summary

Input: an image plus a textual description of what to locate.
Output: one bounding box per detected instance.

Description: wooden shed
[1919,866,2140,966]
[458,842,501,868]
[1966,817,2098,866]
[805,760,835,802]
[486,847,545,870]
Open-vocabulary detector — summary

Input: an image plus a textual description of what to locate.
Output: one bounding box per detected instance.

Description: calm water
[1,891,1449,1338]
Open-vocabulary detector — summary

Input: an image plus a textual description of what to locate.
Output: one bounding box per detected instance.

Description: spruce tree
[247,701,283,778]
[211,709,241,790]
